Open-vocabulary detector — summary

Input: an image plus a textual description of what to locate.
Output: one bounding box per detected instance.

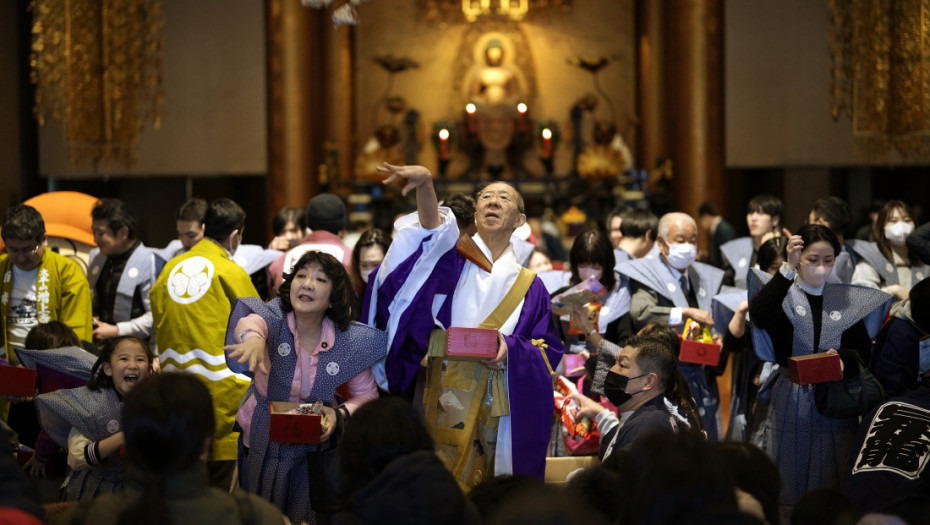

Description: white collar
[795,277,825,296]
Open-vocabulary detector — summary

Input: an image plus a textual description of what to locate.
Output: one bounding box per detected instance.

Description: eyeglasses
[6,244,41,256]
[477,190,516,204]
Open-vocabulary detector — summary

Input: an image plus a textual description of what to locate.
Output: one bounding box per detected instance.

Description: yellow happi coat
[150,239,259,461]
[0,249,93,364]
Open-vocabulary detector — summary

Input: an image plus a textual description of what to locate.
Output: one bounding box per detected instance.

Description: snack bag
[682,318,713,343]
[552,276,608,309]
[555,376,596,439]
[567,301,603,336]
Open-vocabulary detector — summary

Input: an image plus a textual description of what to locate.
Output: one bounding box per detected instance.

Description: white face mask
[361,268,374,284]
[665,243,697,270]
[799,263,833,289]
[578,266,602,282]
[884,222,914,246]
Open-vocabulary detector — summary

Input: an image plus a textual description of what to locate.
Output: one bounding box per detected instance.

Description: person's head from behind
[2,204,47,271]
[25,321,81,350]
[117,373,215,524]
[874,200,916,258]
[352,228,392,285]
[203,198,245,252]
[657,212,698,271]
[620,208,659,258]
[340,396,435,496]
[306,193,347,236]
[444,193,478,237]
[272,206,306,248]
[714,441,781,525]
[746,195,783,239]
[279,250,356,330]
[757,236,788,275]
[620,430,738,525]
[91,198,137,257]
[175,198,207,251]
[569,229,616,291]
[809,196,851,238]
[88,336,154,397]
[474,182,526,239]
[794,224,840,289]
[790,489,858,525]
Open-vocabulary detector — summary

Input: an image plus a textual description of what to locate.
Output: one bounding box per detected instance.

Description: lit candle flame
[465,103,477,114]
[517,102,527,114]
[542,128,552,139]
[439,129,450,140]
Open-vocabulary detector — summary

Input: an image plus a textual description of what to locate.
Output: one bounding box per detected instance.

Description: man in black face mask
[571,335,700,461]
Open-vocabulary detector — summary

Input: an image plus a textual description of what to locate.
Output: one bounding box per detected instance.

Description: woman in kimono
[748,224,892,507]
[224,250,386,525]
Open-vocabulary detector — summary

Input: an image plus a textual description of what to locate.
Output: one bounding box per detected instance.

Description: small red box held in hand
[0,365,37,397]
[268,401,322,444]
[788,353,843,385]
[678,339,723,367]
[447,327,499,361]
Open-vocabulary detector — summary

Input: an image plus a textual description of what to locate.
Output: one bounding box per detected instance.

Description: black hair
[350,228,392,286]
[630,327,704,433]
[564,465,624,524]
[443,193,477,232]
[92,198,137,240]
[117,373,216,525]
[272,206,306,235]
[757,236,788,274]
[874,200,920,267]
[746,195,784,226]
[278,250,356,330]
[698,202,719,217]
[790,489,859,525]
[619,430,738,525]
[469,475,544,522]
[569,229,617,291]
[475,182,525,214]
[340,396,435,497]
[796,223,841,258]
[202,198,245,242]
[174,198,207,223]
[1,205,45,243]
[24,321,81,350]
[619,209,659,239]
[606,205,633,230]
[88,336,155,391]
[810,196,852,236]
[714,441,782,525]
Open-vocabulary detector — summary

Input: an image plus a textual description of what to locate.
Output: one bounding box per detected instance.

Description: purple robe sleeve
[505,277,564,478]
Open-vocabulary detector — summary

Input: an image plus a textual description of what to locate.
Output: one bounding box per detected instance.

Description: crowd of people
[0,164,929,524]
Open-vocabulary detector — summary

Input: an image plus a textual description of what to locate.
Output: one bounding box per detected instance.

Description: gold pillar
[667,0,724,216]
[266,0,326,233]
[636,0,668,174]
[338,25,356,184]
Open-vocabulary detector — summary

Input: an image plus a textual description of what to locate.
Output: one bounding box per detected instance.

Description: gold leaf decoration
[830,0,930,158]
[30,0,165,171]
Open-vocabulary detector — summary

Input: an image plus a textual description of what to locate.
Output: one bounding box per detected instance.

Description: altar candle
[465,103,477,133]
[541,127,552,158]
[517,103,527,132]
[438,128,450,160]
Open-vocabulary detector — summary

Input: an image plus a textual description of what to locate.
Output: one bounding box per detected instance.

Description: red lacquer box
[788,353,843,385]
[678,340,723,367]
[0,365,37,397]
[268,401,321,444]
[447,327,499,361]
